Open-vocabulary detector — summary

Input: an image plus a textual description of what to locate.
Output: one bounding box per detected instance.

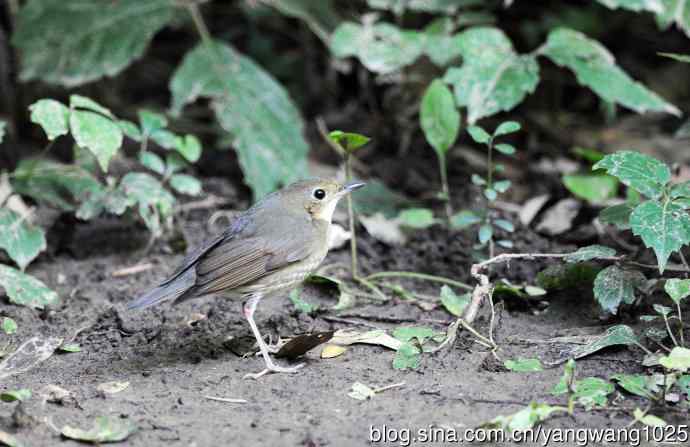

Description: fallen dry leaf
[321,344,347,359]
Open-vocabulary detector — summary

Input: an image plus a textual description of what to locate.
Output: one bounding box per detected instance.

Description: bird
[128,178,365,379]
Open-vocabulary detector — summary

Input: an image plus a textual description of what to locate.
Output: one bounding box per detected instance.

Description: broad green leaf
[263,0,340,43]
[150,129,177,150]
[0,389,31,402]
[571,377,614,410]
[659,52,690,63]
[76,185,132,220]
[493,180,511,193]
[61,416,137,444]
[392,342,421,370]
[138,110,167,136]
[420,79,460,157]
[165,153,187,176]
[393,327,435,344]
[563,174,618,204]
[440,285,470,316]
[120,173,175,235]
[633,408,667,427]
[657,0,690,36]
[0,265,58,309]
[493,218,514,232]
[70,111,123,172]
[665,278,690,304]
[570,325,640,359]
[483,403,565,431]
[599,203,634,229]
[573,146,606,163]
[0,209,46,271]
[330,22,425,74]
[117,120,141,142]
[2,317,17,335]
[423,19,463,66]
[28,99,69,140]
[478,224,493,244]
[593,151,671,199]
[677,375,690,395]
[593,266,645,314]
[596,0,664,12]
[564,245,617,263]
[174,135,202,163]
[70,95,114,118]
[630,200,690,272]
[494,121,521,136]
[444,27,539,123]
[611,374,658,399]
[12,0,174,86]
[170,41,309,201]
[659,347,690,372]
[541,28,680,116]
[11,158,102,211]
[169,174,202,196]
[328,131,371,152]
[397,208,435,229]
[138,152,165,175]
[484,188,497,201]
[467,125,491,144]
[450,210,481,229]
[504,358,543,372]
[494,143,516,155]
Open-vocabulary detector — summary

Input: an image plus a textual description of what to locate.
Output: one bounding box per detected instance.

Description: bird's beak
[343,181,366,194]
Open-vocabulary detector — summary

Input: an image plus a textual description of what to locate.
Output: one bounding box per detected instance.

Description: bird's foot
[243,360,305,380]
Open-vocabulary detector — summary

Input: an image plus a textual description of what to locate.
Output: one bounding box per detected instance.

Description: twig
[373,382,405,394]
[175,195,230,213]
[204,395,247,404]
[662,313,680,347]
[458,319,496,350]
[364,271,472,291]
[112,263,153,278]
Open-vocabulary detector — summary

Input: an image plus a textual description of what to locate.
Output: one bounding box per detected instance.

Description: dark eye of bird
[313,189,326,200]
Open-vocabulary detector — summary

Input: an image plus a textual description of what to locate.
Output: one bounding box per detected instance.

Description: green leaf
[630,199,690,272]
[120,173,175,236]
[493,180,511,193]
[599,203,634,229]
[633,408,667,427]
[541,28,680,116]
[170,41,309,201]
[536,263,600,291]
[150,129,177,150]
[117,120,141,142]
[392,342,421,370]
[504,358,543,372]
[467,125,491,144]
[573,146,606,163]
[420,79,460,157]
[330,21,425,74]
[483,402,565,431]
[593,266,645,314]
[659,347,690,372]
[175,135,202,163]
[564,245,617,263]
[671,182,690,200]
[444,27,539,123]
[58,343,81,353]
[0,209,46,271]
[570,325,640,359]
[0,389,31,403]
[29,99,69,140]
[397,208,435,229]
[563,174,618,204]
[328,131,370,152]
[597,0,664,12]
[138,110,168,136]
[423,20,463,66]
[494,121,521,136]
[593,151,670,199]
[611,374,658,399]
[659,52,690,63]
[2,317,17,335]
[165,153,188,176]
[70,111,123,172]
[0,265,58,309]
[439,286,470,317]
[0,120,5,144]
[654,304,672,316]
[450,210,481,229]
[262,0,340,43]
[289,289,318,314]
[571,377,614,410]
[657,0,690,37]
[169,174,202,196]
[478,224,493,244]
[484,188,497,201]
[393,327,435,345]
[368,0,478,14]
[70,95,114,118]
[12,0,173,86]
[493,219,514,232]
[677,375,690,396]
[494,143,516,155]
[665,278,690,304]
[138,152,165,175]
[61,416,137,444]
[76,185,132,220]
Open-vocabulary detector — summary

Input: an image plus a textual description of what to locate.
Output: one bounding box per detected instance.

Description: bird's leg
[242,294,304,380]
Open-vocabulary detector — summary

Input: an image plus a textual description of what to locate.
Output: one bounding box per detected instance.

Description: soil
[2,176,687,447]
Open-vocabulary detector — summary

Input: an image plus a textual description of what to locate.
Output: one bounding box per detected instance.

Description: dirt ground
[0,177,686,447]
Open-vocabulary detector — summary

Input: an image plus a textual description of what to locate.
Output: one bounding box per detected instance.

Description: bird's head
[279,178,365,223]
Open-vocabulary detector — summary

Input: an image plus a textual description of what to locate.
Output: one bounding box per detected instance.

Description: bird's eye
[313,188,326,200]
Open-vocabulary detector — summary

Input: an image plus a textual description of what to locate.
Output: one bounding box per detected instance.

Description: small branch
[112,263,153,278]
[365,271,472,291]
[458,318,496,350]
[662,313,680,347]
[373,382,405,394]
[676,303,685,346]
[204,395,247,404]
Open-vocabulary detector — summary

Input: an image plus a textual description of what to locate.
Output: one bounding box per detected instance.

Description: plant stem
[486,137,494,191]
[345,153,359,279]
[354,276,388,301]
[187,2,214,46]
[438,154,452,225]
[676,303,685,346]
[663,314,680,347]
[364,271,472,291]
[457,318,496,349]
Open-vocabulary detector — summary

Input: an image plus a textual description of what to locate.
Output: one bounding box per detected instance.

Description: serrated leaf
[665,278,690,304]
[630,199,690,272]
[328,131,370,152]
[563,174,618,204]
[170,41,309,201]
[439,285,469,317]
[392,342,421,370]
[467,125,491,144]
[450,210,481,229]
[28,99,69,140]
[70,110,123,172]
[593,266,645,314]
[138,152,165,175]
[599,203,634,229]
[397,208,435,229]
[594,151,670,200]
[541,28,680,116]
[169,174,202,196]
[420,79,460,157]
[2,317,17,335]
[174,135,202,163]
[444,27,539,123]
[504,358,543,372]
[0,389,31,403]
[0,265,58,309]
[494,121,521,136]
[659,347,690,372]
[61,416,137,444]
[330,21,425,74]
[12,0,173,86]
[564,245,617,263]
[0,209,46,271]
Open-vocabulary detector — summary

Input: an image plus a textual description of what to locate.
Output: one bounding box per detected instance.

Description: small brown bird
[128,179,365,379]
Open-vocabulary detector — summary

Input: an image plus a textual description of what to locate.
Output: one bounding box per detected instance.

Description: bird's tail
[127,268,196,310]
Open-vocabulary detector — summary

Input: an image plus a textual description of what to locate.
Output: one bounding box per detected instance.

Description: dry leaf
[536,199,581,235]
[359,213,406,245]
[519,194,550,226]
[330,330,402,351]
[0,336,63,381]
[321,344,347,359]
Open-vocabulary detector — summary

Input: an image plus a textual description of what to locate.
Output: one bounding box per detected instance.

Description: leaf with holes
[0,209,46,271]
[421,79,460,158]
[593,267,645,314]
[593,152,671,199]
[630,199,690,272]
[0,265,58,309]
